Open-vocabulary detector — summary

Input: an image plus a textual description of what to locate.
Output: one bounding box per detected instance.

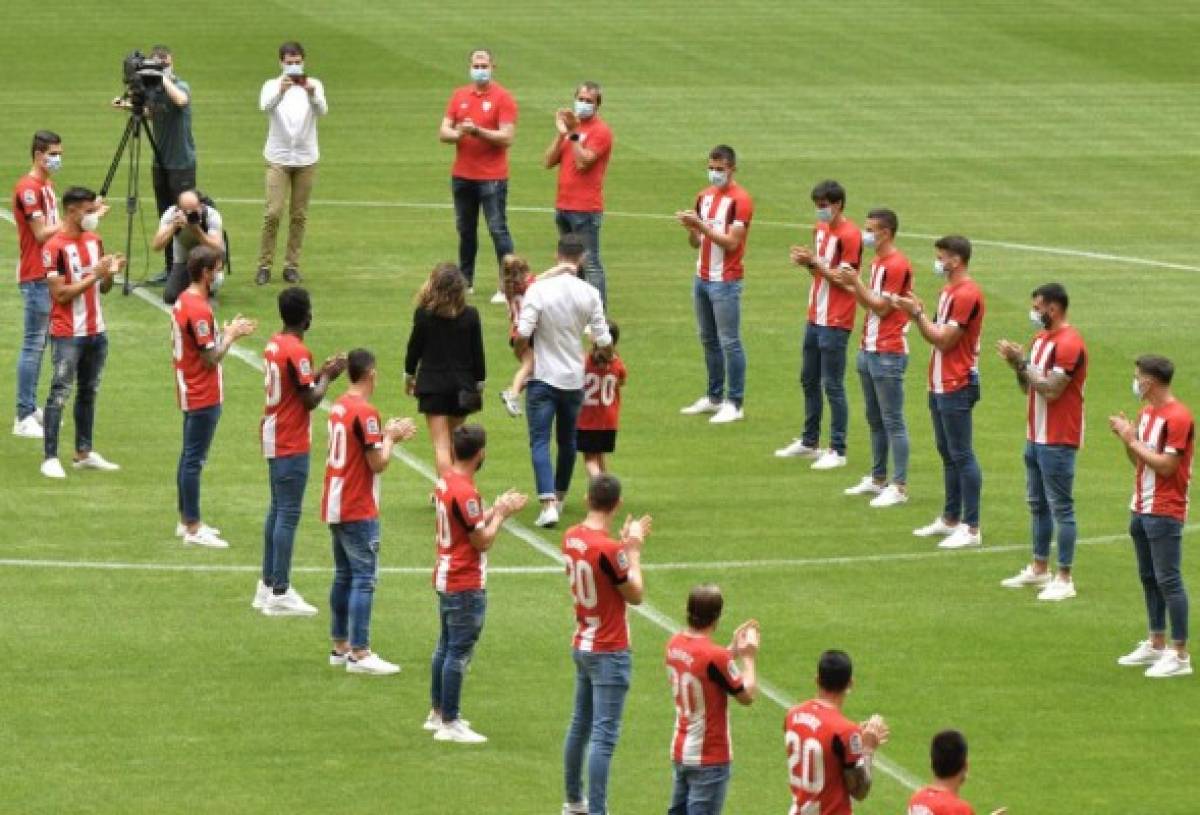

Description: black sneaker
[255,266,271,285]
[283,266,302,284]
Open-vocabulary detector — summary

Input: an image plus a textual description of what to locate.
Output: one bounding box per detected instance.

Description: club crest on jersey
[42,249,52,267]
[366,417,380,435]
[466,498,480,516]
[616,550,629,570]
[482,101,492,111]
[23,189,36,206]
[848,732,863,754]
[299,358,312,377]
[195,320,210,338]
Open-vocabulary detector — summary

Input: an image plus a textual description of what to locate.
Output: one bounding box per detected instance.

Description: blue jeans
[526,379,584,501]
[801,323,850,454]
[177,404,222,524]
[43,334,109,460]
[856,350,909,483]
[564,649,632,815]
[16,280,51,420]
[692,278,745,406]
[262,453,310,592]
[1024,442,1077,568]
[668,762,732,815]
[430,589,487,722]
[329,518,381,650]
[1130,513,1189,643]
[452,177,514,287]
[556,210,606,307]
[928,376,982,528]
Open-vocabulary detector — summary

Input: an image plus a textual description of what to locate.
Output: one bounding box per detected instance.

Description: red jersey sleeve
[1053,332,1085,377]
[946,286,980,328]
[358,406,384,449]
[733,189,754,227]
[598,545,630,585]
[587,123,613,158]
[454,485,486,531]
[291,346,316,388]
[706,645,745,696]
[17,182,47,221]
[190,303,217,351]
[839,226,863,269]
[836,720,865,767]
[1165,409,1195,455]
[498,89,518,125]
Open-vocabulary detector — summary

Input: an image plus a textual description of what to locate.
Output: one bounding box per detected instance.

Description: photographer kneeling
[153,189,225,305]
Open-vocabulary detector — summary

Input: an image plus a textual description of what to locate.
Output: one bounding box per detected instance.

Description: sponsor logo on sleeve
[195,320,210,338]
[23,189,37,206]
[616,550,629,571]
[848,732,863,755]
[299,358,312,377]
[728,660,741,681]
[366,417,380,435]
[466,498,480,517]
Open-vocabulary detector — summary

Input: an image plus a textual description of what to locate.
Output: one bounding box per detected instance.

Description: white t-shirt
[260,77,328,166]
[517,273,611,391]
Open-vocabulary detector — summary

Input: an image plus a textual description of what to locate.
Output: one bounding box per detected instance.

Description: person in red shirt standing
[996,283,1087,601]
[676,145,753,426]
[12,130,65,439]
[894,236,986,550]
[438,48,517,301]
[784,650,889,815]
[39,186,125,479]
[254,287,346,616]
[426,424,527,743]
[544,81,614,308]
[562,474,652,815]
[322,348,417,676]
[577,321,626,477]
[908,730,1007,815]
[1110,355,1194,679]
[171,246,257,549]
[664,585,759,815]
[778,180,862,471]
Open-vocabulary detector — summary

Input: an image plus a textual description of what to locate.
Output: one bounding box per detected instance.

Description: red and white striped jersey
[784,699,865,815]
[172,290,223,412]
[14,173,57,283]
[320,393,384,524]
[261,332,316,458]
[1026,326,1087,447]
[861,250,912,354]
[807,219,862,329]
[1131,400,1194,522]
[433,469,488,592]
[43,233,105,338]
[665,632,744,766]
[562,523,631,653]
[693,183,753,283]
[927,278,985,395]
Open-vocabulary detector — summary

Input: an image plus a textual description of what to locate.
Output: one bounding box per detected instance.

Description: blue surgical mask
[45,155,62,173]
[815,207,834,223]
[708,169,729,188]
[1132,377,1145,400]
[574,100,595,119]
[933,259,948,277]
[283,63,305,77]
[862,230,877,249]
[470,67,491,83]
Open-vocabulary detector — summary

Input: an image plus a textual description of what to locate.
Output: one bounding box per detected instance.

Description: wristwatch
[569,133,581,142]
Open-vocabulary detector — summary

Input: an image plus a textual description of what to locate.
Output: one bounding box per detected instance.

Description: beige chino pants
[258,162,317,270]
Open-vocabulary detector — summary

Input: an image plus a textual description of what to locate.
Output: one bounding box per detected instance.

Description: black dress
[404,306,486,416]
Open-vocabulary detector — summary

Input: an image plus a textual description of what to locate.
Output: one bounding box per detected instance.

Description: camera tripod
[99,103,162,296]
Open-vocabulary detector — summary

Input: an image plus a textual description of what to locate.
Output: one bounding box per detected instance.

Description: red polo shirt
[444,82,518,181]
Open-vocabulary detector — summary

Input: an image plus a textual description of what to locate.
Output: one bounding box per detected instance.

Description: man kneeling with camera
[153,189,225,304]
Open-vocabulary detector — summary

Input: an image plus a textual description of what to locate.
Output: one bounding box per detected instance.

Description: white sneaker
[774,438,821,458]
[423,711,471,732]
[40,458,66,479]
[183,527,229,549]
[13,415,44,438]
[1000,565,1052,588]
[263,587,318,617]
[870,485,909,508]
[562,802,589,815]
[709,402,744,424]
[346,652,401,676]
[913,517,959,537]
[938,527,982,549]
[811,450,847,470]
[535,503,560,528]
[844,476,884,496]
[73,451,120,471]
[251,580,272,610]
[1037,577,1077,601]
[434,718,488,744]
[489,290,507,305]
[1117,640,1165,666]
[176,522,221,538]
[680,396,721,415]
[329,649,350,667]
[1145,651,1193,678]
[499,389,522,417]
[34,408,44,424]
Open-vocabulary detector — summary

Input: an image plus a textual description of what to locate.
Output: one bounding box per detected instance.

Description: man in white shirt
[152,189,224,305]
[256,41,327,286]
[515,234,611,528]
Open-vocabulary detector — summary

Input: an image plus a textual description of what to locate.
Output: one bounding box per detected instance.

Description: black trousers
[152,165,196,269]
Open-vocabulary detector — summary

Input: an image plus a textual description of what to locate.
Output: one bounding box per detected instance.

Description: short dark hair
[31,130,61,159]
[709,144,736,166]
[576,80,603,106]
[187,245,223,282]
[607,320,620,346]
[817,649,853,693]
[1136,354,1175,385]
[452,424,487,460]
[558,233,587,262]
[347,348,376,383]
[586,473,622,512]
[686,584,724,629]
[935,235,973,265]
[811,180,846,206]
[930,730,968,779]
[278,287,311,328]
[866,208,899,236]
[62,186,97,209]
[1031,283,1068,312]
[150,44,172,59]
[279,41,305,59]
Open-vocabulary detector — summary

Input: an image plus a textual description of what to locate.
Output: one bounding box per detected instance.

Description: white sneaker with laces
[1037,577,1077,601]
[13,415,44,438]
[329,650,350,667]
[489,290,507,305]
[1000,565,1052,588]
[870,484,909,508]
[263,587,318,616]
[183,527,229,549]
[434,719,488,744]
[844,476,884,496]
[937,526,982,549]
[562,802,589,815]
[535,503,560,528]
[424,711,471,732]
[1145,651,1193,678]
[176,522,221,538]
[33,407,44,425]
[709,401,744,424]
[913,517,958,537]
[680,396,721,415]
[73,451,120,471]
[252,580,271,610]
[346,652,401,676]
[41,458,66,479]
[1117,640,1165,666]
[774,438,820,458]
[499,390,522,417]
[811,450,847,470]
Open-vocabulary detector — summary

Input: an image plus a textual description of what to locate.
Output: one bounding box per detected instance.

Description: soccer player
[997,284,1087,601]
[562,474,652,815]
[171,246,257,548]
[13,130,64,439]
[784,650,889,815]
[1110,355,1194,679]
[907,730,1007,815]
[322,348,417,676]
[676,145,753,425]
[426,424,527,743]
[664,585,759,815]
[577,321,626,477]
[777,180,862,470]
[39,187,125,479]
[833,208,912,507]
[439,48,517,300]
[254,287,346,616]
[894,236,986,550]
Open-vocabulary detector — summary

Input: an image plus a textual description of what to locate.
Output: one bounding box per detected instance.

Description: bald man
[152,189,225,304]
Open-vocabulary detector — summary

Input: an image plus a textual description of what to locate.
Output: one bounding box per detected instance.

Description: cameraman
[153,189,224,305]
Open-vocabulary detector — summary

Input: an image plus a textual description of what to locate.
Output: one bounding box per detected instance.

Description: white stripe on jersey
[262,414,277,458]
[435,554,450,592]
[326,475,344,524]
[930,290,951,394]
[1029,337,1055,444]
[577,615,600,652]
[863,262,885,351]
[681,715,705,766]
[1133,415,1165,513]
[697,194,733,282]
[811,231,840,326]
[176,369,189,412]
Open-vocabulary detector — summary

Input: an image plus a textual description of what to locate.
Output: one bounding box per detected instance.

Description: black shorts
[576,429,617,454]
[418,391,472,418]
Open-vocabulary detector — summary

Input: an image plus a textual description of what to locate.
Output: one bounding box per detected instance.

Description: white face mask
[933,259,948,277]
[574,100,595,119]
[862,230,877,249]
[80,212,100,232]
[470,67,491,83]
[283,62,305,77]
[44,154,63,174]
[1132,377,1145,400]
[708,169,729,187]
[1029,309,1048,329]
